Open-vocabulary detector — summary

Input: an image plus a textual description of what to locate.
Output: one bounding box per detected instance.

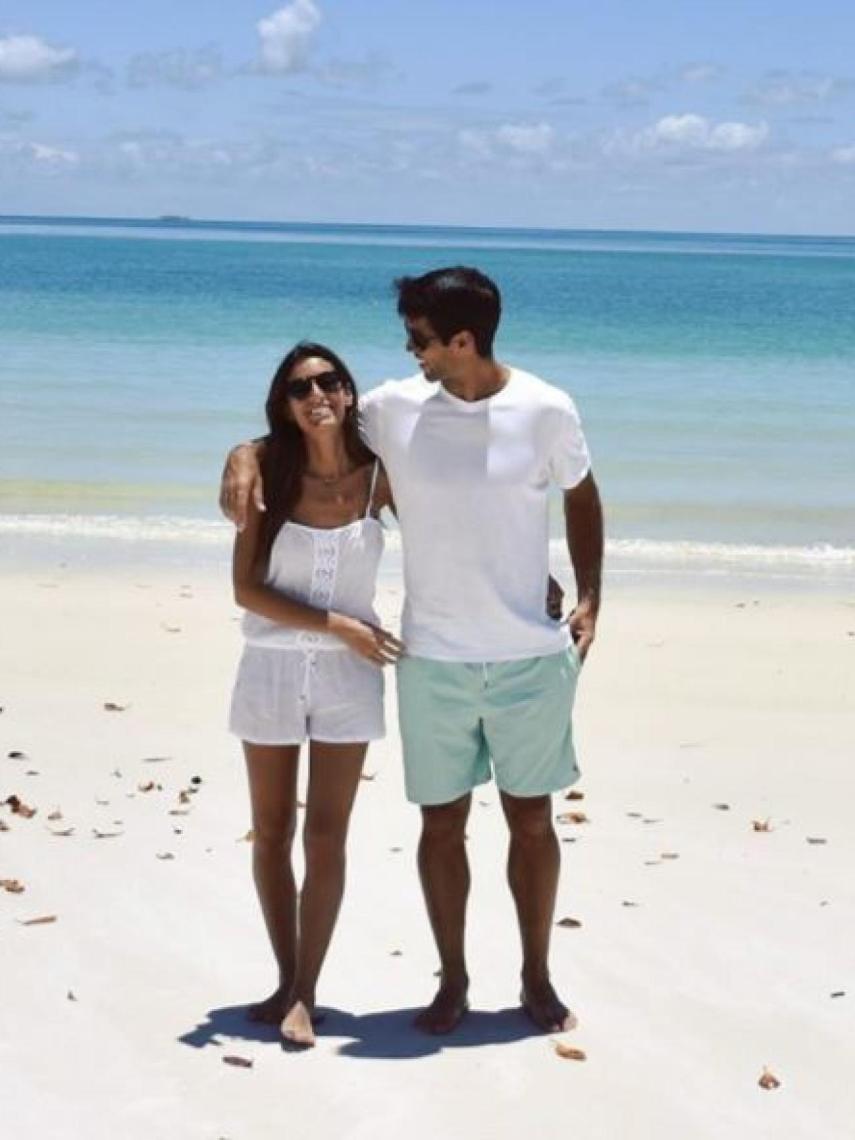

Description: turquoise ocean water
[1,216,853,576]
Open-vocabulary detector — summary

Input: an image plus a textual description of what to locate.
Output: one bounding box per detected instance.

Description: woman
[229,342,401,1048]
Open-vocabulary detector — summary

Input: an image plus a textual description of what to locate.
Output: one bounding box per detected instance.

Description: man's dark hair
[394,266,501,358]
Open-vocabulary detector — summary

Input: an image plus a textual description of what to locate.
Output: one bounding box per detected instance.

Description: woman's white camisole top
[241,462,384,651]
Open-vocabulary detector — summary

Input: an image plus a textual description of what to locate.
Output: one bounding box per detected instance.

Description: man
[221,266,603,1034]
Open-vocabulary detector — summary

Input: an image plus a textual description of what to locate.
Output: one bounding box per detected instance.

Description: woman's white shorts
[229,645,385,745]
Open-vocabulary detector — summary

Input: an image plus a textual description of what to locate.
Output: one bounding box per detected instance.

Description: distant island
[157,214,191,223]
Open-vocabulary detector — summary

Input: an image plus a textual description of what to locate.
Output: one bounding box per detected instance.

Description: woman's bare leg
[281,740,367,1046]
[243,742,300,1022]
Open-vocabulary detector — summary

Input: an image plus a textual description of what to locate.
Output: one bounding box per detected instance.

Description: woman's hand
[329,613,405,665]
[219,442,265,531]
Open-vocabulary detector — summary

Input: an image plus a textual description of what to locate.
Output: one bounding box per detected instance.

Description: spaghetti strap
[364,459,381,518]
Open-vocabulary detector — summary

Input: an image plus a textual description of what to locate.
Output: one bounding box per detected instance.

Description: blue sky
[1,0,854,232]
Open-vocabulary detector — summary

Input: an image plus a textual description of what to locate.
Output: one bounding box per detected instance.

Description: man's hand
[546,575,565,621]
[567,597,597,661]
[547,574,595,661]
[219,443,265,531]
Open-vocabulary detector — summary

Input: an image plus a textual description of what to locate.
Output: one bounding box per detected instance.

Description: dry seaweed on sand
[5,795,37,818]
[556,810,589,825]
[553,1041,587,1061]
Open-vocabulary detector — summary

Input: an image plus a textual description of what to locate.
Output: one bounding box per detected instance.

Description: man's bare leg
[281,740,367,1047]
[243,743,300,1023]
[415,794,472,1034]
[500,791,577,1032]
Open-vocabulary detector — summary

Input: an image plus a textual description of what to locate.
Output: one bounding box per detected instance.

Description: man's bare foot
[414,980,470,1035]
[246,984,290,1024]
[280,1000,316,1048]
[520,979,578,1033]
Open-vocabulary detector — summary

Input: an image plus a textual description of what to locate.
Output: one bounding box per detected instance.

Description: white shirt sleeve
[547,395,591,489]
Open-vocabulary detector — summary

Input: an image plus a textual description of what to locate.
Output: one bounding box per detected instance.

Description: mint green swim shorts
[396,648,581,806]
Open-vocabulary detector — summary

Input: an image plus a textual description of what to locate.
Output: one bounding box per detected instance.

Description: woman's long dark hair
[258,341,371,567]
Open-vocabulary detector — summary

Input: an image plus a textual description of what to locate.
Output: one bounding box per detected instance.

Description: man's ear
[454,329,476,354]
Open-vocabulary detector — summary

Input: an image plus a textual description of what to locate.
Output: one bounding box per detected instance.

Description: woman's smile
[306,401,335,424]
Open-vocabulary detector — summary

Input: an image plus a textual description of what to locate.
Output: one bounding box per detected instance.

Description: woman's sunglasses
[285,371,346,400]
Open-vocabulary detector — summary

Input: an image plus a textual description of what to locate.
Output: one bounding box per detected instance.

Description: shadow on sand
[178,1002,539,1059]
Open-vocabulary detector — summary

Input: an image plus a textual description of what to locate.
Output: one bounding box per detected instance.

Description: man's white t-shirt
[361,367,591,662]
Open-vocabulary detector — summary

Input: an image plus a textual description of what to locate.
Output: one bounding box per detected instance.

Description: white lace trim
[296,530,340,648]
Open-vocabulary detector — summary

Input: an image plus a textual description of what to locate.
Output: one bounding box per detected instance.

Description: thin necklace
[305,465,352,486]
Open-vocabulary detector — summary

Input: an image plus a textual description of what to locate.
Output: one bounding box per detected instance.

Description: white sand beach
[1,557,853,1139]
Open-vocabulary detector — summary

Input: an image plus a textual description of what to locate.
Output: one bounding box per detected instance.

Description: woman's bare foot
[246,984,290,1024]
[414,979,470,1035]
[280,1000,316,1048]
[520,978,578,1033]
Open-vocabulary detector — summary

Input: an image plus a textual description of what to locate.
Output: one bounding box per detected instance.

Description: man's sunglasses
[407,327,441,352]
[285,371,346,400]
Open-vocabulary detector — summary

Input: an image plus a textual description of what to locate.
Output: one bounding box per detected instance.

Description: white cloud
[745,71,853,107]
[105,132,263,182]
[708,120,768,151]
[496,122,554,154]
[118,140,145,166]
[0,34,77,82]
[457,128,493,160]
[457,122,554,162]
[679,62,722,84]
[647,113,709,147]
[257,0,321,74]
[831,145,855,165]
[633,113,768,154]
[0,136,79,168]
[29,141,78,164]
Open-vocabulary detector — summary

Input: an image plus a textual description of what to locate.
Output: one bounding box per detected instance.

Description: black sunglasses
[407,328,440,352]
[285,371,346,400]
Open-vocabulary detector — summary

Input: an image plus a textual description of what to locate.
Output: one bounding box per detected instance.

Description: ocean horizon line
[1,213,854,244]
